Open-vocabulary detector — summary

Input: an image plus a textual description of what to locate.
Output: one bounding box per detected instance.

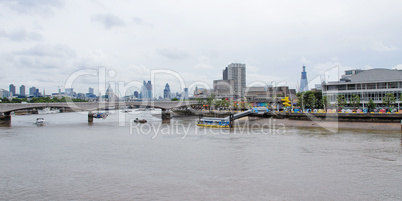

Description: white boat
[38,107,60,115]
[36,118,46,126]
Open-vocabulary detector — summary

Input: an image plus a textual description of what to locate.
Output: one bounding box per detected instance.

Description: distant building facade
[322,68,402,108]
[214,63,246,99]
[0,89,10,98]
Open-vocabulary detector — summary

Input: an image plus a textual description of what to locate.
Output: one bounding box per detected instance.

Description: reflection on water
[0,111,401,200]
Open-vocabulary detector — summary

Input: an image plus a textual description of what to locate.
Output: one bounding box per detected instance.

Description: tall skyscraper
[141,81,153,99]
[183,88,188,100]
[226,63,246,98]
[223,68,228,80]
[299,66,309,92]
[163,83,171,99]
[20,85,25,96]
[29,86,36,96]
[9,84,15,96]
[214,63,246,99]
[89,87,94,94]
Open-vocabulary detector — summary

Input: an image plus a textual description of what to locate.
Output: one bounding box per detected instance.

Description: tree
[368,99,376,111]
[1,98,10,103]
[11,98,21,103]
[195,98,204,109]
[382,93,396,111]
[206,94,215,111]
[350,95,360,109]
[305,93,316,109]
[171,98,179,101]
[313,91,323,109]
[322,96,330,111]
[221,99,229,109]
[215,99,222,110]
[336,95,346,109]
[296,92,305,109]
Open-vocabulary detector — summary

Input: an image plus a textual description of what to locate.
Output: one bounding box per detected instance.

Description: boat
[122,110,132,113]
[93,112,108,119]
[38,107,60,115]
[36,118,46,126]
[133,118,147,123]
[197,117,230,128]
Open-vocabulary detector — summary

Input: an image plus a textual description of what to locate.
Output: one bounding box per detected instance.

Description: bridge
[0,101,198,124]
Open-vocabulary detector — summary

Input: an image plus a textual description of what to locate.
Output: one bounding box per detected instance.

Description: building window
[338,85,346,91]
[388,82,398,89]
[378,83,386,89]
[367,83,376,89]
[328,86,337,91]
[347,84,355,90]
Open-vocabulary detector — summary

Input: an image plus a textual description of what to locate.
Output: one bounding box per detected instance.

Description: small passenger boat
[197,118,230,128]
[36,118,46,126]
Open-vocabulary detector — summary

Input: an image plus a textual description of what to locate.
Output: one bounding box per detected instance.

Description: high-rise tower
[163,83,171,99]
[9,84,15,96]
[226,63,246,98]
[299,66,309,92]
[20,85,25,96]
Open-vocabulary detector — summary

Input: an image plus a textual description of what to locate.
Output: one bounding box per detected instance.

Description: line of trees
[297,91,400,111]
[296,91,324,110]
[195,95,249,111]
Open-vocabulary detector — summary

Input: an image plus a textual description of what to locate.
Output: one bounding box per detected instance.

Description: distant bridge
[0,101,198,113]
[0,101,198,124]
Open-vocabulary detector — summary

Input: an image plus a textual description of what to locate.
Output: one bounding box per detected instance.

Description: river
[0,110,401,200]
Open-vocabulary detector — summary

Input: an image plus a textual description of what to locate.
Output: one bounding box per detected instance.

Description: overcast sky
[1,0,402,96]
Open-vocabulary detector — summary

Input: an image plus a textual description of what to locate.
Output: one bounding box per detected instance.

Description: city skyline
[1,1,402,94]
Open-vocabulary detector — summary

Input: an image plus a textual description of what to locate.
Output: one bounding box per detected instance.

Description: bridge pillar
[161,109,171,120]
[0,112,11,125]
[229,113,234,128]
[88,112,94,123]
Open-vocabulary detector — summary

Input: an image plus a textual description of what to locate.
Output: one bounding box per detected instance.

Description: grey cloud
[0,44,77,70]
[156,48,189,60]
[91,13,125,29]
[132,17,142,24]
[16,44,75,58]
[1,0,64,16]
[0,28,43,41]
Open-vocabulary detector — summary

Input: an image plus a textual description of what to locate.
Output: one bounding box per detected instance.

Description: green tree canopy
[382,93,396,109]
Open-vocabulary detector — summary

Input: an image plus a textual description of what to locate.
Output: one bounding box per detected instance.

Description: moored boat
[93,112,108,119]
[133,118,147,123]
[38,107,60,115]
[197,118,230,128]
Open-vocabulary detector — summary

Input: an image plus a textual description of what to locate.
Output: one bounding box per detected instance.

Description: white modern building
[322,68,402,109]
